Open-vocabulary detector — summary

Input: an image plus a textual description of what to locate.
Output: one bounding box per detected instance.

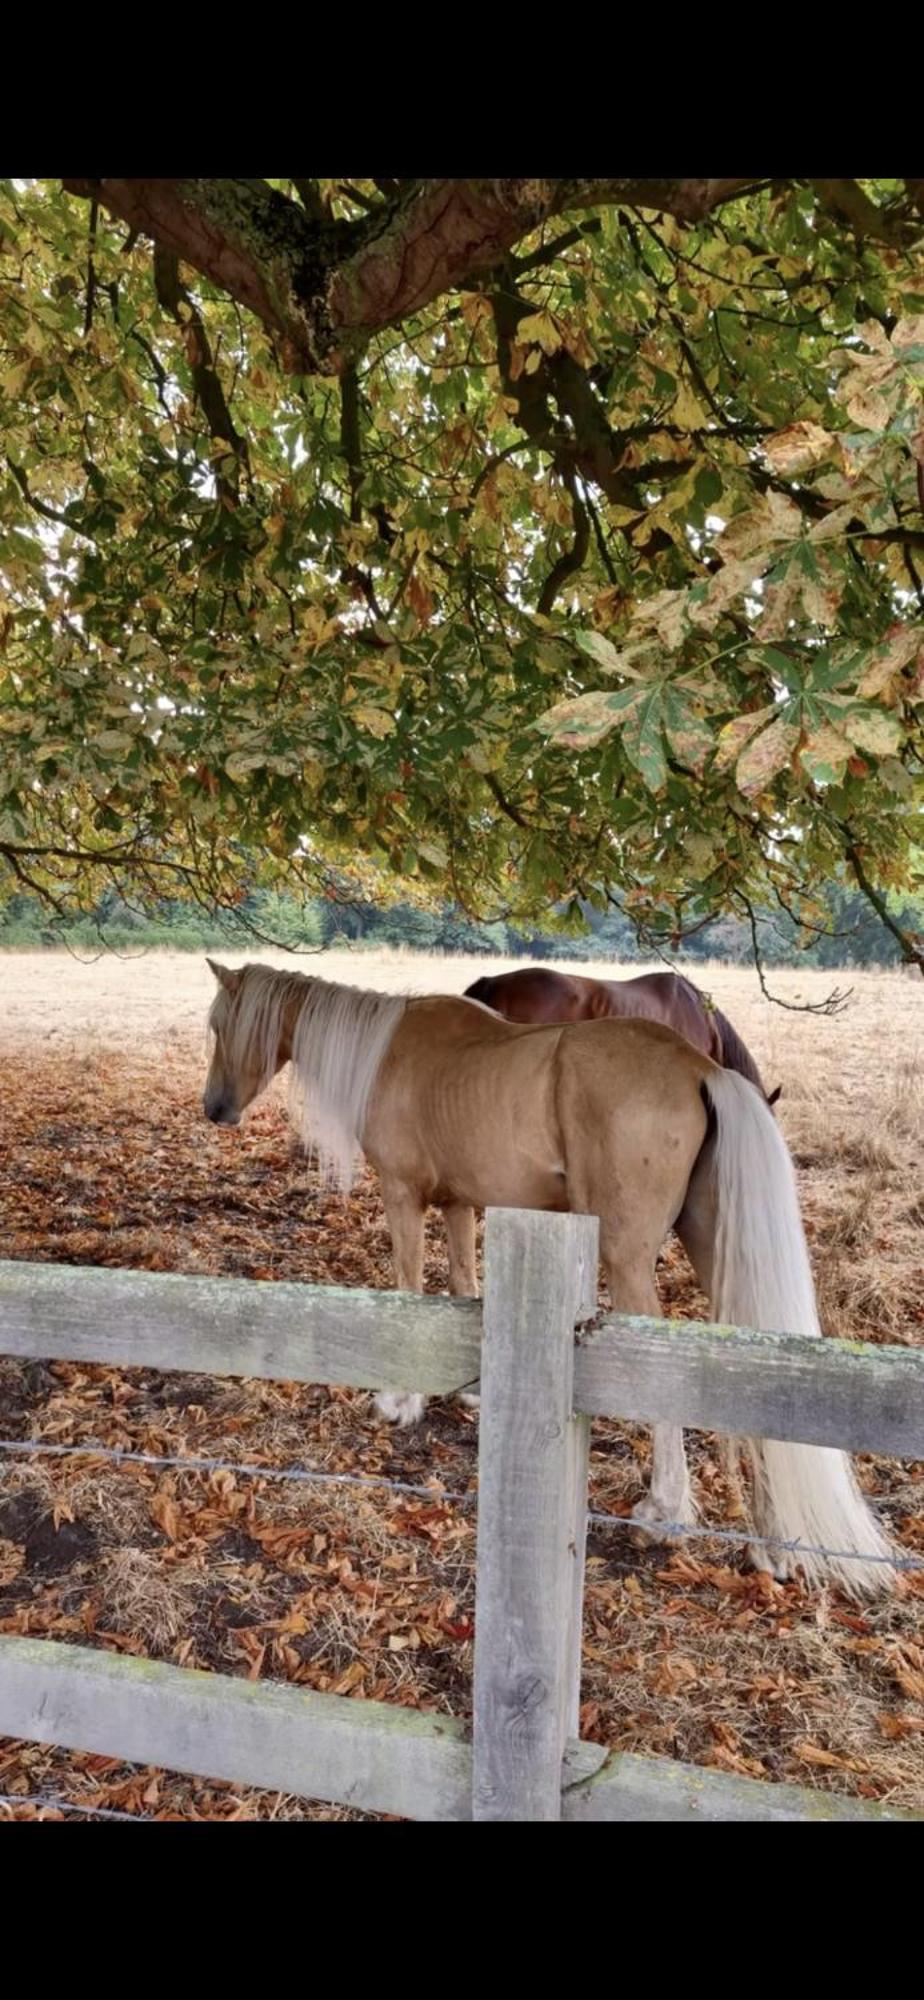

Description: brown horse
[464,967,779,1104]
[202,960,890,1596]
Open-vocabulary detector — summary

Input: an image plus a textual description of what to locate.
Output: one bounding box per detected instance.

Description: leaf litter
[0,989,922,1820]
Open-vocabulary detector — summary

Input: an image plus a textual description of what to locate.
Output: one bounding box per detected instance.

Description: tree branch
[61,177,773,376]
[840,833,924,974]
[735,892,853,1012]
[153,246,247,503]
[537,475,591,615]
[483,772,530,829]
[811,178,909,243]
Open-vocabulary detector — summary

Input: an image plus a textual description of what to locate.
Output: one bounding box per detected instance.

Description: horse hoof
[375,1390,426,1428]
[746,1539,792,1582]
[630,1493,696,1544]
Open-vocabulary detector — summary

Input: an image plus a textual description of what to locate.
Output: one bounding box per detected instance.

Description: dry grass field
[0,947,922,1820]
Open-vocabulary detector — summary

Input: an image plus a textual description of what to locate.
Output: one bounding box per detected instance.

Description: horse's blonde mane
[212,965,406,1189]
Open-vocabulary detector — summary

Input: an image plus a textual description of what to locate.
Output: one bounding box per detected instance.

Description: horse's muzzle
[204,1097,240,1126]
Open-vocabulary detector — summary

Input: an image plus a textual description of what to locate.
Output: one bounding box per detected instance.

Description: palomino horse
[202,960,891,1596]
[465,967,780,1104]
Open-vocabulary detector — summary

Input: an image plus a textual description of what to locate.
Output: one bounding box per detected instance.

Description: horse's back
[463,965,589,1022]
[599,970,721,1059]
[558,1012,716,1081]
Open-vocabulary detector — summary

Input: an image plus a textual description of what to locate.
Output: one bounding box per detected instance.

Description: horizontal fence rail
[0,1638,915,1823]
[573,1316,924,1458]
[0,1259,481,1397]
[2,1256,923,1458]
[1,1219,922,1824]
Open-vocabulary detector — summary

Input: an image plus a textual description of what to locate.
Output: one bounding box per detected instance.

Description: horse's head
[203,959,278,1126]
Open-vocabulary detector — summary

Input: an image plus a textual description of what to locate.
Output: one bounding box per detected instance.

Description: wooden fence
[1,1208,922,1822]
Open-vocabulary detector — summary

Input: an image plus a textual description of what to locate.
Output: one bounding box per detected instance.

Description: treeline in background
[1,883,921,969]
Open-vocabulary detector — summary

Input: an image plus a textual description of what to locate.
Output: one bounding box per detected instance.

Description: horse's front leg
[443,1201,480,1410]
[374,1178,427,1428]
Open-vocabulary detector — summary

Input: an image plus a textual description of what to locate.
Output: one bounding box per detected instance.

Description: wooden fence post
[472,1206,598,1821]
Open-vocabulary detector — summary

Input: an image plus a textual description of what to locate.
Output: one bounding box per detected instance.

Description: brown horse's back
[595,970,721,1062]
[464,964,775,1100]
[464,966,591,1023]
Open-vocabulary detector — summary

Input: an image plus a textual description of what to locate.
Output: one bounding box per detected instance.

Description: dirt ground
[0,948,922,1821]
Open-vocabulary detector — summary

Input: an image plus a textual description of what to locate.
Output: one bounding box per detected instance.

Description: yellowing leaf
[574,630,649,679]
[844,708,903,757]
[801,573,843,628]
[352,706,396,738]
[891,314,924,351]
[224,750,266,779]
[800,721,852,783]
[808,503,856,544]
[763,422,834,476]
[856,627,923,698]
[720,490,803,561]
[517,310,562,356]
[736,714,800,796]
[672,380,712,430]
[692,555,766,624]
[714,706,775,772]
[755,568,803,642]
[636,587,689,651]
[537,686,643,751]
[843,384,892,431]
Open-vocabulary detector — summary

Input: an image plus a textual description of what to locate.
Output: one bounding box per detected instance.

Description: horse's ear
[767,1085,782,1107]
[206,958,242,995]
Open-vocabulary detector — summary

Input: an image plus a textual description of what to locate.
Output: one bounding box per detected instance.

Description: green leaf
[622,687,667,792]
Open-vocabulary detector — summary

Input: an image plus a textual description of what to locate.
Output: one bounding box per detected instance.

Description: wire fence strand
[2,1431,920,1572]
[0,1434,473,1505]
[0,1790,150,1822]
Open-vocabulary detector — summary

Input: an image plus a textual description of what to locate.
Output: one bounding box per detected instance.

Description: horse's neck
[276,979,308,1063]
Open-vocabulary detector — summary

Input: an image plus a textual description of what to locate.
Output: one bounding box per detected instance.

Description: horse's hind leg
[444,1202,477,1298]
[375,1178,428,1428]
[601,1253,696,1533]
[634,1426,695,1532]
[629,1135,717,1537]
[443,1202,480,1408]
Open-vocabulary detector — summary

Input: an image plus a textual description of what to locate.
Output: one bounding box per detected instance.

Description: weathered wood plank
[0,1259,481,1396]
[4,1261,921,1461]
[1,1637,916,1824]
[472,1207,598,1822]
[0,1637,471,1821]
[560,1742,920,1822]
[574,1315,924,1458]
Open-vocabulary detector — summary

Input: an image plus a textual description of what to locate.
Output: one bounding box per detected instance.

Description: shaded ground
[0,953,922,1820]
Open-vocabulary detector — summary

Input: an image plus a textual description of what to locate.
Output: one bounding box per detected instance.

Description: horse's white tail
[706,1069,894,1598]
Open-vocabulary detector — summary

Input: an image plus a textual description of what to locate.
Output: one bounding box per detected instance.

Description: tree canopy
[1,177,922,964]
